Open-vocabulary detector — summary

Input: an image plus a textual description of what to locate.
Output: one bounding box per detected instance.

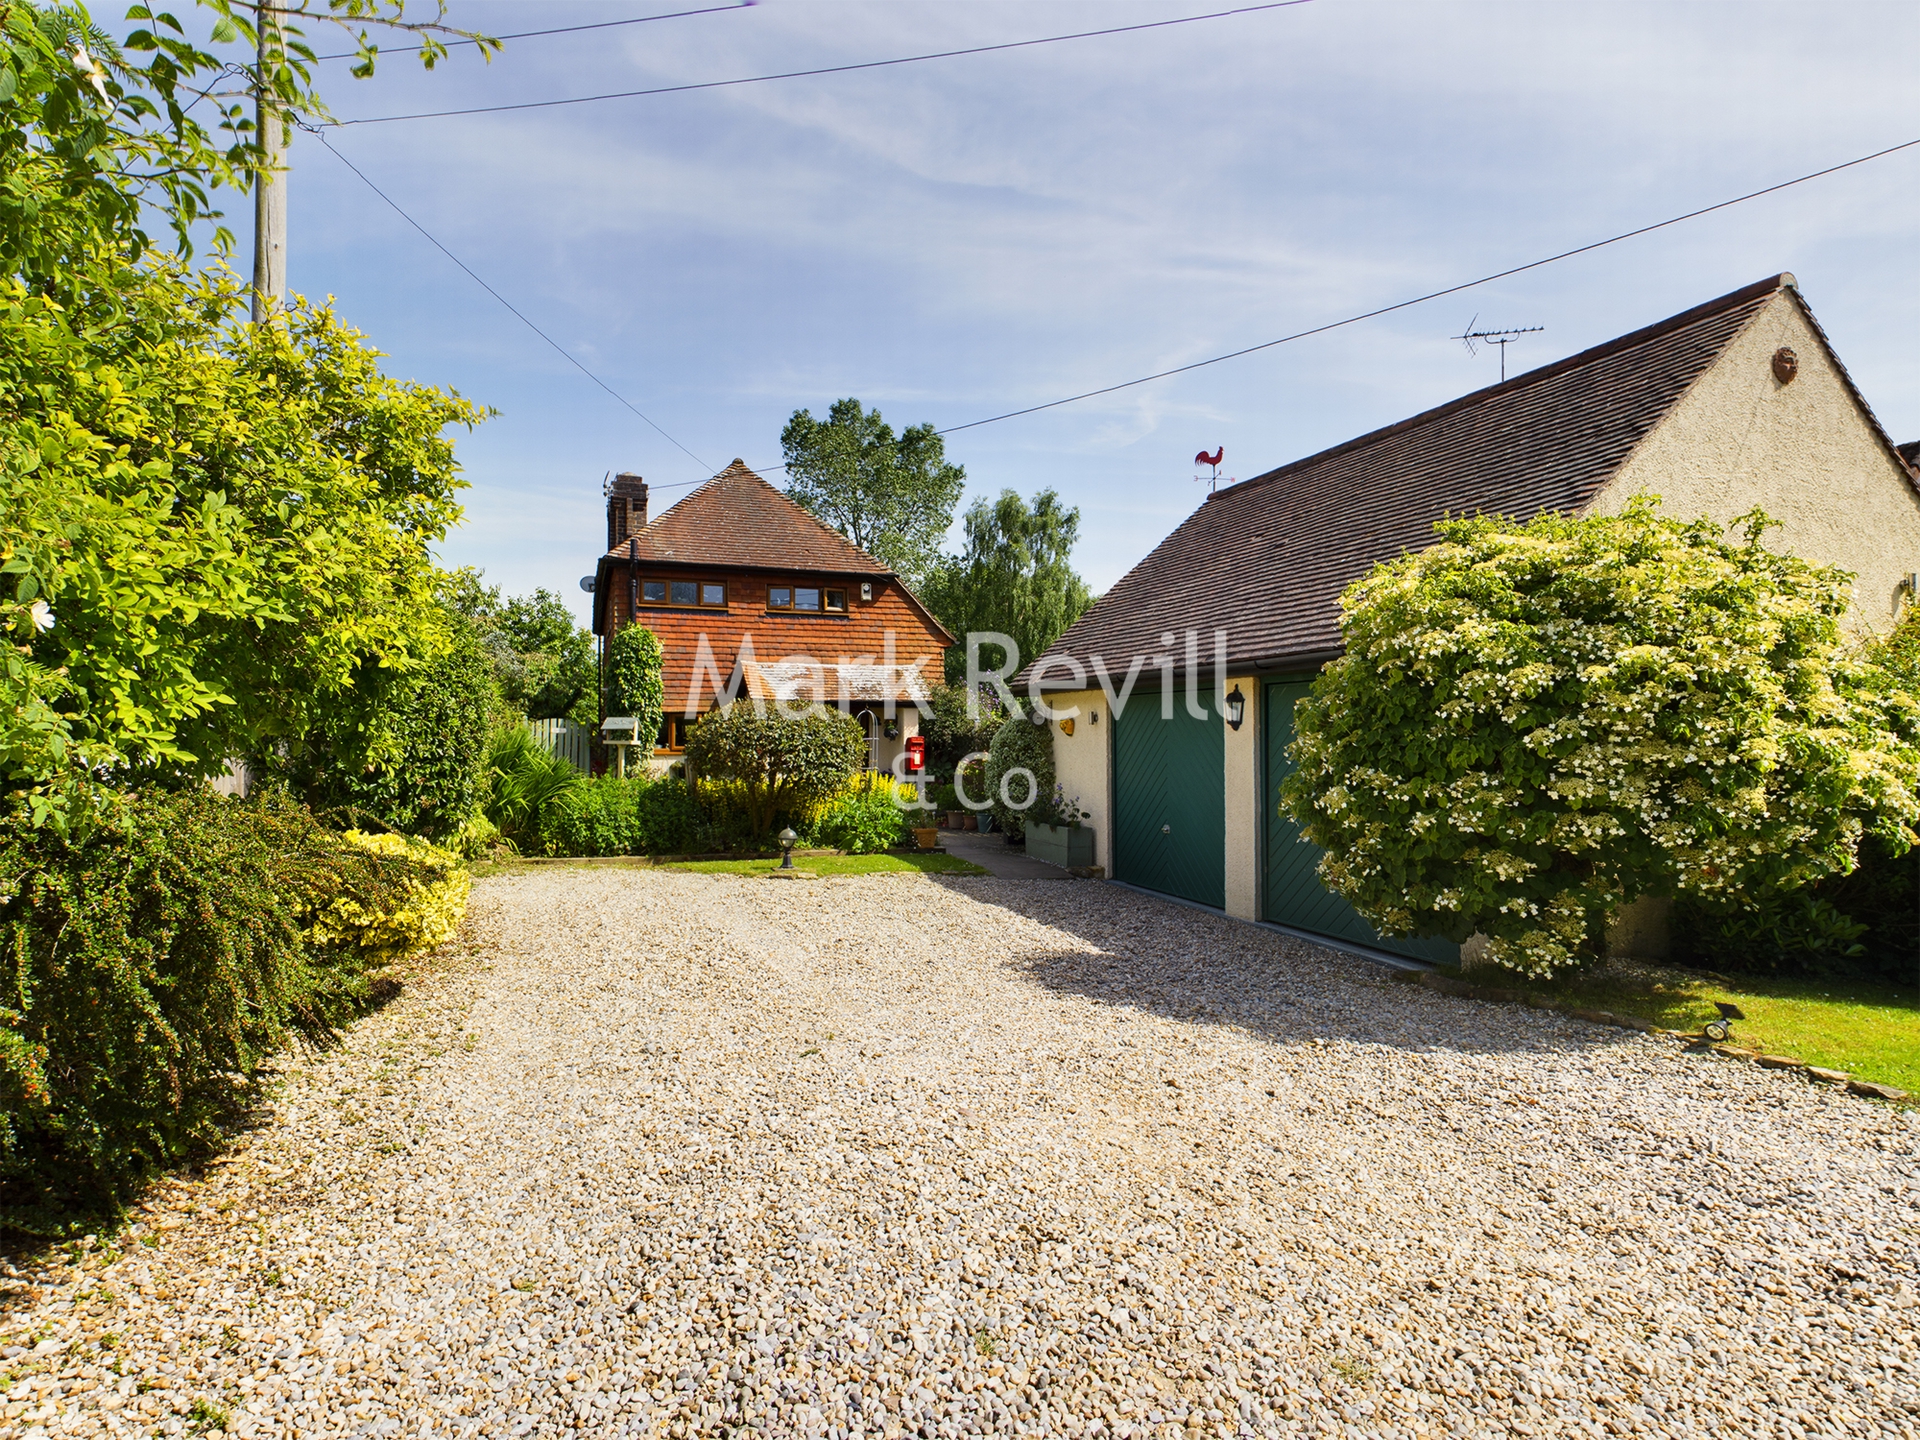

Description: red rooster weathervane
[1194,446,1231,494]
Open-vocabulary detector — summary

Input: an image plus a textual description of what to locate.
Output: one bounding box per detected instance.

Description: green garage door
[1113,693,1224,909]
[1264,679,1459,964]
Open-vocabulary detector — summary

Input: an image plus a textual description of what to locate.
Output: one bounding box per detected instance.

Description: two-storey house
[589,461,955,773]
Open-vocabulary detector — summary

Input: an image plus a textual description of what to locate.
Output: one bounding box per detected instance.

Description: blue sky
[278,0,1920,624]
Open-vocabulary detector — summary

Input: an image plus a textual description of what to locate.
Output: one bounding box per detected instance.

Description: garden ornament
[777,828,798,870]
[1703,1001,1745,1044]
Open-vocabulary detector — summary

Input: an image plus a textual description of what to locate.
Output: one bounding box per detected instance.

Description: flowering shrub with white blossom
[1279,500,1920,977]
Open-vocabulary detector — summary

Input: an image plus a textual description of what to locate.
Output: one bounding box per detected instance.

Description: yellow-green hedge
[306,831,471,966]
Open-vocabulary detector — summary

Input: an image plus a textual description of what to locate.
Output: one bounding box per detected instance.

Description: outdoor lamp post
[1224,685,1246,730]
[777,827,798,870]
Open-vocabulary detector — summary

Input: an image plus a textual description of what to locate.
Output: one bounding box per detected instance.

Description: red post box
[904,734,926,773]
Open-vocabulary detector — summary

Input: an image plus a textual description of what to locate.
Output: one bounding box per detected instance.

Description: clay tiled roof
[1021,274,1798,686]
[604,460,891,575]
[739,660,934,707]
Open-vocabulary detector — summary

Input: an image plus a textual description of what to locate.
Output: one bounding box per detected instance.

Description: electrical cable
[316,125,1918,487]
[333,1,1315,126]
[312,4,753,63]
[311,125,713,475]
[931,134,1920,435]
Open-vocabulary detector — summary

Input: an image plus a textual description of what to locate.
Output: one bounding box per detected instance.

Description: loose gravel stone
[4,869,1918,1438]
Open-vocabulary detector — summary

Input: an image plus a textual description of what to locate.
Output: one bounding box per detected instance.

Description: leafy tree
[781,398,965,584]
[0,1,491,288]
[1279,501,1920,978]
[685,703,865,841]
[2,271,484,782]
[606,623,665,751]
[502,590,597,725]
[442,571,596,726]
[923,488,1096,683]
[0,1,494,826]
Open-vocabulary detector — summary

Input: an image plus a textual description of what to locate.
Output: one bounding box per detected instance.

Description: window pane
[794,587,822,611]
[824,588,846,612]
[701,582,726,606]
[642,580,666,603]
[769,587,791,608]
[670,580,697,605]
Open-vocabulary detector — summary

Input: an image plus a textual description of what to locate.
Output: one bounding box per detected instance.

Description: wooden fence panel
[526,718,593,773]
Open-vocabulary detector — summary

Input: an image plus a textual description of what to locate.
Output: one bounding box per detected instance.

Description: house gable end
[1590,284,1920,631]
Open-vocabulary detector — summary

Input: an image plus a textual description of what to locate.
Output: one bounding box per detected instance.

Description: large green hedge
[0,788,463,1231]
[279,619,499,841]
[1280,502,1920,977]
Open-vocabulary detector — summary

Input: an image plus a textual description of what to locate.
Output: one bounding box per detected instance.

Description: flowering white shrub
[1280,501,1920,977]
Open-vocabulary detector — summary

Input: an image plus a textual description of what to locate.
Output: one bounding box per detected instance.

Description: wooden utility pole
[251,2,287,323]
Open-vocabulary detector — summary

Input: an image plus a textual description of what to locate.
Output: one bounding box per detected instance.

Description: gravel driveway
[5,868,1917,1439]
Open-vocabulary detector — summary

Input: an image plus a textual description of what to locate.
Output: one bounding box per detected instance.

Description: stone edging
[1392,969,1911,1104]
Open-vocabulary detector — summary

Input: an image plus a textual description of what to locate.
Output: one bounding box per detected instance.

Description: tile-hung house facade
[1018,274,1920,963]
[590,461,955,774]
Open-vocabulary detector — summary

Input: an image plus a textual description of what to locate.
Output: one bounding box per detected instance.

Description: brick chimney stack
[606,472,648,550]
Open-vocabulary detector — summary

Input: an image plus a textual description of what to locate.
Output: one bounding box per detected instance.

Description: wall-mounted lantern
[1224,685,1246,730]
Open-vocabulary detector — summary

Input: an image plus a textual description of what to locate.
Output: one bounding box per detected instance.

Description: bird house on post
[600,716,643,779]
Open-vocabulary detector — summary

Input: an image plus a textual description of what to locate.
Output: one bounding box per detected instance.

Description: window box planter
[1026,822,1094,868]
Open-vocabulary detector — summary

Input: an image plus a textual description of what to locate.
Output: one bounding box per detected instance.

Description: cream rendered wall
[1047,688,1111,873]
[1590,288,1920,632]
[1223,680,1260,920]
[868,703,921,779]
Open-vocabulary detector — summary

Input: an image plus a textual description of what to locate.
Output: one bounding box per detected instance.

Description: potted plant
[1025,785,1095,868]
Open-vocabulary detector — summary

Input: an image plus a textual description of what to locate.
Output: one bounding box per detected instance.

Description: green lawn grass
[661,852,988,877]
[1520,963,1920,1094]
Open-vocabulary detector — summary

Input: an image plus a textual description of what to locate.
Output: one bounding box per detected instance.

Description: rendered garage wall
[1047,689,1111,872]
[1590,287,1920,632]
[1224,680,1260,921]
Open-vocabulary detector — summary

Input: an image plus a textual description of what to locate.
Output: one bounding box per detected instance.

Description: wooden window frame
[654,714,695,753]
[768,582,847,614]
[638,576,728,610]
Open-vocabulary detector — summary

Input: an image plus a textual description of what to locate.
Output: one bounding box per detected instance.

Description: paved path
[938,828,1075,879]
[6,870,1916,1439]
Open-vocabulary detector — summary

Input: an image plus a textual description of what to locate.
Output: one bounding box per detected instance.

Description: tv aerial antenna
[1452,315,1545,383]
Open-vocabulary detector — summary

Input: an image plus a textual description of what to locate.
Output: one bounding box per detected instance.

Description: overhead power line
[933,134,1920,435]
[311,128,712,475]
[313,5,752,63]
[334,1,1316,126]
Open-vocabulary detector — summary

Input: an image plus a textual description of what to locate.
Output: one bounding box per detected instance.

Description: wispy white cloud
[291,0,1920,615]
